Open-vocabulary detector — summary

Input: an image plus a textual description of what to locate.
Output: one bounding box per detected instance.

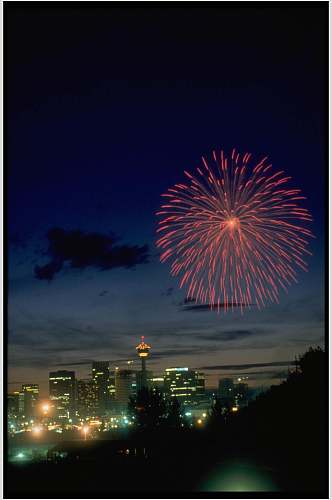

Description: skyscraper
[150,376,164,393]
[115,369,136,413]
[77,379,97,418]
[164,367,198,406]
[8,392,20,418]
[49,371,76,420]
[92,361,110,414]
[218,378,235,409]
[234,380,249,408]
[136,336,151,390]
[195,372,206,401]
[19,384,39,418]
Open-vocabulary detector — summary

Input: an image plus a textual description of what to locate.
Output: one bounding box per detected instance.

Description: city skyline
[8,335,297,398]
[7,7,325,401]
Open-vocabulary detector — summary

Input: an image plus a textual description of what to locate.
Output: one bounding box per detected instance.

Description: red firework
[156,149,313,313]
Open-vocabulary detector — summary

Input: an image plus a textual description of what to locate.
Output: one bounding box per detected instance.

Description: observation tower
[136,336,151,389]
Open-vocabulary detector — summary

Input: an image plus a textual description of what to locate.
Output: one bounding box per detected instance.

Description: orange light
[227,217,240,230]
[232,406,239,412]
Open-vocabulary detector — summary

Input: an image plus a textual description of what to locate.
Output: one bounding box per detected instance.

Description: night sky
[7,5,326,397]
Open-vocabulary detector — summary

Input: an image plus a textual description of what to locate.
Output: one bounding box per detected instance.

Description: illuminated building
[164,367,199,405]
[234,380,249,408]
[136,336,151,390]
[92,361,111,414]
[218,378,235,409]
[8,392,20,418]
[115,369,136,412]
[77,379,97,417]
[49,371,76,419]
[195,372,206,401]
[150,376,164,393]
[19,384,39,418]
[108,370,116,402]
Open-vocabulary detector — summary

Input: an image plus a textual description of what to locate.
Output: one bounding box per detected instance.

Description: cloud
[53,360,94,367]
[99,290,108,297]
[199,360,295,371]
[34,228,149,280]
[203,329,259,342]
[181,302,253,312]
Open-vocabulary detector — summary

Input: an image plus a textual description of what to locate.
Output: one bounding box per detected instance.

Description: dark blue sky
[7,5,326,396]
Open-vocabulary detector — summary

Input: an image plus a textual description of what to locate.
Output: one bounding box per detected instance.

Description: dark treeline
[6,347,328,496]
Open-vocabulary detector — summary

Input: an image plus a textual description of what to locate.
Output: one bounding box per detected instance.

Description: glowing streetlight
[83,426,89,440]
[42,403,49,413]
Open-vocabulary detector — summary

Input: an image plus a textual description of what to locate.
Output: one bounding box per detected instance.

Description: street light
[83,426,89,441]
[42,403,49,413]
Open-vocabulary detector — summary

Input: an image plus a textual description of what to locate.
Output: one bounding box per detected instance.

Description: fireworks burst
[156,149,313,313]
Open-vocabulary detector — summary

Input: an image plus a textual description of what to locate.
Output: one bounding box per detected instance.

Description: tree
[128,387,167,431]
[207,397,224,431]
[166,397,182,429]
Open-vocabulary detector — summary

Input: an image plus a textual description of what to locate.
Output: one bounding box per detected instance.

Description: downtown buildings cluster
[8,337,251,433]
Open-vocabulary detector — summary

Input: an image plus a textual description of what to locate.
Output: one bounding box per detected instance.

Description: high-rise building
[164,367,198,406]
[108,370,116,402]
[8,392,20,418]
[19,384,39,418]
[195,372,206,400]
[136,336,151,390]
[49,371,76,419]
[150,376,164,393]
[77,379,97,418]
[92,361,110,414]
[115,369,136,412]
[234,380,249,408]
[218,378,235,409]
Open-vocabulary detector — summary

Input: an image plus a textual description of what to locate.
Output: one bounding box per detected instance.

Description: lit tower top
[136,336,151,389]
[136,336,151,358]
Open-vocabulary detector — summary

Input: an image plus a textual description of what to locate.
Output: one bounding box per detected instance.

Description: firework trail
[156,149,313,313]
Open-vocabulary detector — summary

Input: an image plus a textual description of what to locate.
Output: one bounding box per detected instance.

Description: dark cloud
[53,360,94,367]
[181,303,253,312]
[162,287,174,297]
[203,330,258,342]
[34,228,149,280]
[99,290,108,297]
[199,361,295,371]
[151,346,212,360]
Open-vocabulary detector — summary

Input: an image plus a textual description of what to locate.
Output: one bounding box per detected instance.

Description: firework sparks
[156,149,313,314]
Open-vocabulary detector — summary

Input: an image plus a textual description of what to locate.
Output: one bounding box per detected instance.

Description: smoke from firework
[156,149,313,313]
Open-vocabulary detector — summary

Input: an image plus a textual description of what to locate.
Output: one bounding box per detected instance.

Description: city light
[83,426,89,440]
[32,426,42,434]
[232,407,239,412]
[197,419,203,425]
[42,403,49,412]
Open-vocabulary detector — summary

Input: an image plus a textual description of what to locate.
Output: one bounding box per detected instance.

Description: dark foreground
[6,430,327,497]
[5,348,328,497]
